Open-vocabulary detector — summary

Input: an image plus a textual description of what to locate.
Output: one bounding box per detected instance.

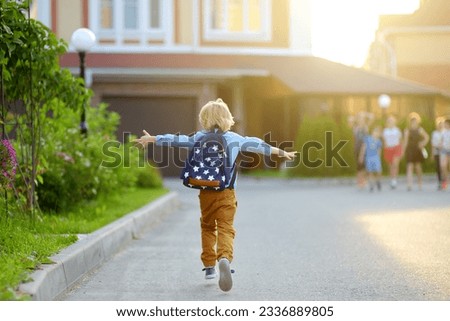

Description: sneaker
[376,181,382,191]
[442,181,448,190]
[218,258,233,292]
[390,179,397,189]
[202,267,217,280]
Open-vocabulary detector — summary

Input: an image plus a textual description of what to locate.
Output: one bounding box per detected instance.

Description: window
[248,0,262,32]
[95,0,165,43]
[204,0,271,41]
[124,0,139,30]
[100,0,113,29]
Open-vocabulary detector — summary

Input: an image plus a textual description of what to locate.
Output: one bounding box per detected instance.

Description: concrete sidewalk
[19,192,179,301]
[62,177,450,300]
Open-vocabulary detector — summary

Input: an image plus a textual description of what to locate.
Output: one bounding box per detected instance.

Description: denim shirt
[155,130,272,187]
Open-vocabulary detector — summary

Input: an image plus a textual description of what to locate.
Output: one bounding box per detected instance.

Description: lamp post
[378,94,391,123]
[71,28,96,136]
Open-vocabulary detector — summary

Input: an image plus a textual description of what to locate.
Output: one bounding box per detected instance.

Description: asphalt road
[62,177,450,301]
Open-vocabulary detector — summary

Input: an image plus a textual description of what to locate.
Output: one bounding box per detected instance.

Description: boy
[359,126,383,192]
[134,98,297,292]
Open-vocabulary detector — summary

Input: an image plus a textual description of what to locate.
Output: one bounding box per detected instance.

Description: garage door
[103,96,197,176]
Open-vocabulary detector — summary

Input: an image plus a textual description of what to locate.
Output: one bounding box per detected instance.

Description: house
[366,0,450,116]
[33,0,450,175]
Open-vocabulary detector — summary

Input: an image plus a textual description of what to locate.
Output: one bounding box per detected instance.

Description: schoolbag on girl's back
[180,131,236,191]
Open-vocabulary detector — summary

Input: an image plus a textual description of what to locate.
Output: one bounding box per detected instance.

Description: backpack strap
[228,164,237,189]
[219,133,237,189]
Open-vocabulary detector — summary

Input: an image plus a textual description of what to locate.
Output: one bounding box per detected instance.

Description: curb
[18,191,179,301]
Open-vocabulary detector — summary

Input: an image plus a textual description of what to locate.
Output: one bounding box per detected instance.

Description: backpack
[180,131,236,190]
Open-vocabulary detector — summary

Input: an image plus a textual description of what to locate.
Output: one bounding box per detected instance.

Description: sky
[310,0,421,67]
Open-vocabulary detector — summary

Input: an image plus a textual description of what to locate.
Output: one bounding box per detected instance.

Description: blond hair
[435,116,445,126]
[199,98,235,132]
[408,112,422,124]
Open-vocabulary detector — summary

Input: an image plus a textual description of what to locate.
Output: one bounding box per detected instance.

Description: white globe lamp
[71,28,96,53]
[378,94,391,122]
[378,94,391,109]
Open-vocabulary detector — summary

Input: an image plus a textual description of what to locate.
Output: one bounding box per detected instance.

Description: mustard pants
[199,189,237,267]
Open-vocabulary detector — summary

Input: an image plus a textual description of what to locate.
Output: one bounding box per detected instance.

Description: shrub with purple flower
[0,139,17,189]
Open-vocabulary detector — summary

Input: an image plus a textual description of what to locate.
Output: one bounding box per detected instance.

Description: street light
[71,28,96,136]
[378,94,391,122]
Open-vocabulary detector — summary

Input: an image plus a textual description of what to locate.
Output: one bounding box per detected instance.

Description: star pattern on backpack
[181,132,236,191]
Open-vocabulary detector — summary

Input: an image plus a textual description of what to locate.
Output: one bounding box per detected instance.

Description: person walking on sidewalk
[403,112,430,191]
[439,118,450,190]
[134,98,297,292]
[351,112,371,189]
[382,116,402,189]
[359,126,383,192]
[431,117,445,190]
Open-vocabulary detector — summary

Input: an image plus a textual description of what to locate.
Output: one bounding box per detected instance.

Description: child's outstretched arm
[134,130,196,148]
[235,134,297,160]
[134,130,156,147]
[270,147,297,161]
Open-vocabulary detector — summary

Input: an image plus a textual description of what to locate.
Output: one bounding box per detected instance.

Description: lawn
[0,187,167,300]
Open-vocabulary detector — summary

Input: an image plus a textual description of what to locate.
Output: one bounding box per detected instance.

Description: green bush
[290,116,356,177]
[34,102,163,212]
[136,162,163,188]
[1,1,164,214]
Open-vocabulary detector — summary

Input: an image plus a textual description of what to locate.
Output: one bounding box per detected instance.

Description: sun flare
[311,0,421,67]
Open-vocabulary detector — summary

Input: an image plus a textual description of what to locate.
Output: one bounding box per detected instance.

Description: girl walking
[403,112,430,191]
[382,116,402,189]
[352,112,371,189]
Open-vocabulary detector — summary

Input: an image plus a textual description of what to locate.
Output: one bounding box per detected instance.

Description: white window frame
[90,0,171,46]
[203,0,272,42]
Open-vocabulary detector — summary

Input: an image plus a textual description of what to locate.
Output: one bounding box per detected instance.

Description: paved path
[62,177,450,301]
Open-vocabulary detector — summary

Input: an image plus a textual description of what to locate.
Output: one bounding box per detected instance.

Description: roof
[61,53,450,97]
[379,0,450,28]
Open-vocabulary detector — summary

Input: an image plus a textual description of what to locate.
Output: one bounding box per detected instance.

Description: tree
[1,1,162,216]
[1,0,87,214]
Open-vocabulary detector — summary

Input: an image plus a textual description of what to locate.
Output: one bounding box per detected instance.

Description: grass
[0,187,167,300]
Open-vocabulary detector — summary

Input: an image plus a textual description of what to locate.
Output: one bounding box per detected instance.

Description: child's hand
[133,130,155,147]
[283,151,298,161]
